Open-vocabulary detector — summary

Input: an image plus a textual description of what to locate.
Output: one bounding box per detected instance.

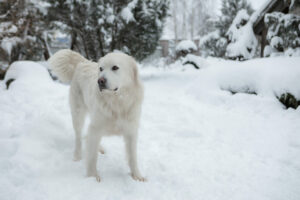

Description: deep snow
[1,58,300,200]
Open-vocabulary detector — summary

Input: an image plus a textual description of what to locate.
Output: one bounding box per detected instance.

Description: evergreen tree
[0,0,50,65]
[216,0,253,37]
[47,0,169,61]
[225,9,258,60]
[264,12,300,55]
[200,0,253,58]
[118,0,168,60]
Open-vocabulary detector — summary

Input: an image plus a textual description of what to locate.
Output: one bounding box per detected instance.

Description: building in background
[253,0,300,57]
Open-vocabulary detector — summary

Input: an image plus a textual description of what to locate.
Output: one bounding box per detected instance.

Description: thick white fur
[49,49,145,182]
[48,49,87,83]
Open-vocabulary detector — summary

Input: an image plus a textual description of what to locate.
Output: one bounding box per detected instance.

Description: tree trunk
[97,29,104,57]
[80,33,90,59]
[173,0,178,44]
[70,32,77,50]
[261,24,267,57]
[41,32,51,60]
[182,1,187,39]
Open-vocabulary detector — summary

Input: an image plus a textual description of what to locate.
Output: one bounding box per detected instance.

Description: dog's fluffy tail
[48,49,87,83]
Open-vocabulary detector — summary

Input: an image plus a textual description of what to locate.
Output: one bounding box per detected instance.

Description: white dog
[49,49,145,182]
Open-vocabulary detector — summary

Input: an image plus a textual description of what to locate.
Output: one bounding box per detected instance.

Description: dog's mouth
[99,87,118,92]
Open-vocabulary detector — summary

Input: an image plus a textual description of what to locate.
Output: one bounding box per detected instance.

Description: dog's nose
[98,77,107,86]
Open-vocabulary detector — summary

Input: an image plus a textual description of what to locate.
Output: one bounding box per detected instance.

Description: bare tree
[182,1,187,38]
[167,0,217,40]
[172,0,178,43]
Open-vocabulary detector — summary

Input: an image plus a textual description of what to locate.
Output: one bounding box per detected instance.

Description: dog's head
[97,52,138,93]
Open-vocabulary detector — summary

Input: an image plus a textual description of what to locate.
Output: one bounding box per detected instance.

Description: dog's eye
[112,66,119,71]
[100,67,103,72]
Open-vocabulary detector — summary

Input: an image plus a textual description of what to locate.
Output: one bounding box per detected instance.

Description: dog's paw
[95,175,101,182]
[98,145,105,154]
[131,173,147,182]
[73,154,82,161]
[87,173,101,182]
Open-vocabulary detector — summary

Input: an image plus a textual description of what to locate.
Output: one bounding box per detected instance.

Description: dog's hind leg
[70,89,86,161]
[98,137,105,154]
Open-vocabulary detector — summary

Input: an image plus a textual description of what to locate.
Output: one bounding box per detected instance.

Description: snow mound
[3,61,52,90]
[5,61,52,82]
[190,57,300,99]
[1,58,300,200]
[175,40,197,52]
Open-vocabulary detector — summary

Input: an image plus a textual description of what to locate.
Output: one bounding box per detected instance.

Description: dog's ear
[98,57,103,65]
[133,64,138,83]
[130,58,139,84]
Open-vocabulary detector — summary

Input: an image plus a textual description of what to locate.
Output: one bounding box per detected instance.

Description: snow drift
[1,57,300,200]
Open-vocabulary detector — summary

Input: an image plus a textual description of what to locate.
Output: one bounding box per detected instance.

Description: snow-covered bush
[225,9,257,60]
[181,54,207,69]
[285,47,300,57]
[263,45,273,57]
[264,12,300,56]
[199,0,253,58]
[215,0,253,37]
[199,31,227,57]
[270,36,284,51]
[263,36,285,57]
[175,40,197,58]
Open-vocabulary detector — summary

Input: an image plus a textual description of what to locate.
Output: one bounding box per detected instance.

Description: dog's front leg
[124,133,146,182]
[86,124,101,182]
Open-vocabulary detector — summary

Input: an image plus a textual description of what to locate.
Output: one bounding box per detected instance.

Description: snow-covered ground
[1,57,300,200]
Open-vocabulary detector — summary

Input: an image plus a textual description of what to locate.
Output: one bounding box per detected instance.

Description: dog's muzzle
[98,77,107,91]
